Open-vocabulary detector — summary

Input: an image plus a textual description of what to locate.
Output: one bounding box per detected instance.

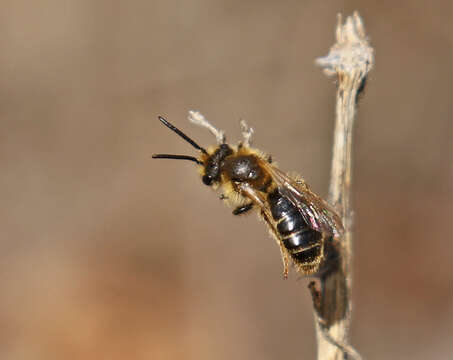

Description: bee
[152,111,343,277]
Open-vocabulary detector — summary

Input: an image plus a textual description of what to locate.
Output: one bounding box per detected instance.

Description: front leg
[232,203,254,215]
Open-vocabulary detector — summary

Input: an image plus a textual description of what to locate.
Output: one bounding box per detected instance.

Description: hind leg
[278,242,290,279]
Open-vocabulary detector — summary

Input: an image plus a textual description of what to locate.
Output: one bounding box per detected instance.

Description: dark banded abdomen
[267,189,322,265]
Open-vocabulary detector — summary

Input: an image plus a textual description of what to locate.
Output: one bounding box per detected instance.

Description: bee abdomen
[268,189,323,264]
[268,189,309,237]
[292,244,322,264]
[282,229,322,250]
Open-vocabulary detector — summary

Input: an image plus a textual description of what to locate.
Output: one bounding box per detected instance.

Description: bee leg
[257,208,290,278]
[308,281,323,318]
[188,110,226,144]
[278,244,290,279]
[232,202,254,215]
[219,194,229,200]
[240,120,254,147]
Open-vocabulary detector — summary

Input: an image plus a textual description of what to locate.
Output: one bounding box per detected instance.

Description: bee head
[200,144,233,186]
[153,115,235,187]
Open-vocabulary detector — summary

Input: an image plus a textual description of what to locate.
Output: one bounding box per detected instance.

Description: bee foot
[188,110,225,144]
[282,268,289,279]
[240,119,254,147]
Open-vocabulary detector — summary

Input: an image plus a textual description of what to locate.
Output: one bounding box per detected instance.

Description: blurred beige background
[1,1,452,359]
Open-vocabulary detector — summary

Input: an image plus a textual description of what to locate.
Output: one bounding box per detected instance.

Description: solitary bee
[153,111,343,277]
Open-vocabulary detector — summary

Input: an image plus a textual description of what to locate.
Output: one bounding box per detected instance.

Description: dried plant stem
[311,12,373,360]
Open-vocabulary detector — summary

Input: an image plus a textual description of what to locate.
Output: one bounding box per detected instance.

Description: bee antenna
[152,154,203,165]
[157,116,208,155]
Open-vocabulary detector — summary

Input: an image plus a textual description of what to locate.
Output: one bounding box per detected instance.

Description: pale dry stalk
[312,12,374,360]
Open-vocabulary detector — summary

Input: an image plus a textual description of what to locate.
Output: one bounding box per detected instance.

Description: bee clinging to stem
[153,111,343,277]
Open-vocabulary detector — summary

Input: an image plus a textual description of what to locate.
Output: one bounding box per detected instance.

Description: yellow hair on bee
[218,178,246,208]
[198,143,273,211]
[154,113,344,278]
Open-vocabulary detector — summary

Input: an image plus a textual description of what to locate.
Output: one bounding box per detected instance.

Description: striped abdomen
[267,189,322,265]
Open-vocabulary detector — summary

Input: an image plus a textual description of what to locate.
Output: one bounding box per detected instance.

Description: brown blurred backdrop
[1,1,452,359]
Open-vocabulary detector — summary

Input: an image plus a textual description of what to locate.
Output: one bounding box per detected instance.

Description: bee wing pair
[258,162,344,239]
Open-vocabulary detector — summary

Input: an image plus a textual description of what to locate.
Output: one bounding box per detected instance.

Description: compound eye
[202,175,213,186]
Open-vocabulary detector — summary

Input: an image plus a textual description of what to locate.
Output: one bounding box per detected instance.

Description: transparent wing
[263,164,344,239]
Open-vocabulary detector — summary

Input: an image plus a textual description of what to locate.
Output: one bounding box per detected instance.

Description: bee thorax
[224,155,262,182]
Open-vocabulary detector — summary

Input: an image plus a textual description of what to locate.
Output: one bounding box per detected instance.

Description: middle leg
[232,202,254,215]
